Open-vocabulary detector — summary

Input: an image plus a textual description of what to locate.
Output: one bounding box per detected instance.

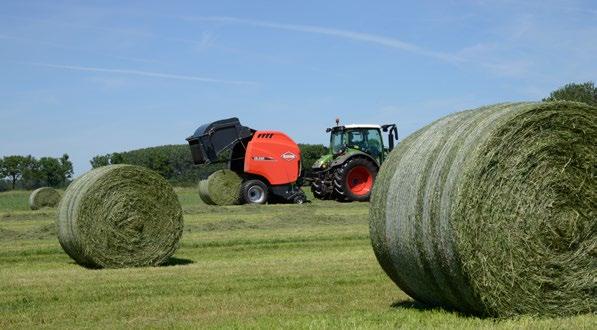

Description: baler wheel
[241,179,268,204]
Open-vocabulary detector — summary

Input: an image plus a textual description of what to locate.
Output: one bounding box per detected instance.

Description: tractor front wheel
[333,158,377,202]
[311,179,332,200]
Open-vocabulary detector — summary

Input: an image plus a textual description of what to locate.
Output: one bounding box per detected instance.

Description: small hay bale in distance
[369,101,596,317]
[198,179,216,205]
[57,164,184,268]
[29,187,61,210]
[204,170,242,206]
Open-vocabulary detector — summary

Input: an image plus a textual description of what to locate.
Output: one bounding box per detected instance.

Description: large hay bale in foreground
[57,165,184,268]
[29,187,61,210]
[201,170,242,206]
[370,102,596,317]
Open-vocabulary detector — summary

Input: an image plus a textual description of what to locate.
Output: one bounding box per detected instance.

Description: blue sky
[1,0,596,175]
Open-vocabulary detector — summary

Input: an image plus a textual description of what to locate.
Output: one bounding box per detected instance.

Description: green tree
[90,154,111,168]
[39,157,64,187]
[0,154,74,189]
[21,156,42,189]
[299,144,328,169]
[59,154,74,185]
[110,152,124,164]
[1,155,28,189]
[543,81,596,106]
[35,154,73,187]
[0,158,5,190]
[90,152,124,168]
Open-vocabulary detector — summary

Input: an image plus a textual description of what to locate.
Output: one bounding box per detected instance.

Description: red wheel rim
[346,166,373,196]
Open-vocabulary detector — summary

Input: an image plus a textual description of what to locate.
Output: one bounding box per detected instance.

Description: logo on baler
[281,152,297,161]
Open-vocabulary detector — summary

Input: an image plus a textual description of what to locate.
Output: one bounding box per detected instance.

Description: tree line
[0,144,327,191]
[90,143,328,186]
[542,81,596,106]
[90,144,222,185]
[0,154,73,191]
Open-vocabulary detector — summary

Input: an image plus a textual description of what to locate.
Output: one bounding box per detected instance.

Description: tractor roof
[343,124,382,129]
[327,124,384,133]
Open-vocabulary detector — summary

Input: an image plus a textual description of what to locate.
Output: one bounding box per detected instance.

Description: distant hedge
[90,143,327,185]
[0,154,73,191]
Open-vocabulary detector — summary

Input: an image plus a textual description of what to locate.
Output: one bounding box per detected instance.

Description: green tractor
[309,119,398,202]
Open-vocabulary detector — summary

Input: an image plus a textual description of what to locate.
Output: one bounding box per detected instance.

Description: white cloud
[24,62,258,86]
[181,16,540,79]
[1,34,162,64]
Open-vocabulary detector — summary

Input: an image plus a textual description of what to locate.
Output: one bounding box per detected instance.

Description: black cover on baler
[186,117,253,165]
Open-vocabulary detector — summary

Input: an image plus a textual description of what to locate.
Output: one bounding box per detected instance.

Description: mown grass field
[0,188,594,329]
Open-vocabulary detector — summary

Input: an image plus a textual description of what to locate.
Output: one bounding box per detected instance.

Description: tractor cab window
[347,130,365,148]
[330,130,344,154]
[365,129,383,160]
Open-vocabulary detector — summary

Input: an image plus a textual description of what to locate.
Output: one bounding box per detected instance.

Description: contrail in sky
[185,16,462,63]
[0,34,161,64]
[24,62,258,86]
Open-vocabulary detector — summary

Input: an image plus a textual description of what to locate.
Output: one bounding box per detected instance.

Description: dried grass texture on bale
[57,165,184,268]
[369,101,596,317]
[198,179,216,205]
[203,170,242,206]
[29,187,61,210]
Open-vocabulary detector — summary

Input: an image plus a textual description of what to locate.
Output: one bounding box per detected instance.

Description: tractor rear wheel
[241,179,268,204]
[333,158,377,202]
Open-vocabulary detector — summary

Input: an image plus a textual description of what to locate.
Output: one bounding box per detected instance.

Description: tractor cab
[328,125,387,164]
[309,119,398,202]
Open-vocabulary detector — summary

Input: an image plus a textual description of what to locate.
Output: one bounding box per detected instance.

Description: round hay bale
[198,179,216,205]
[29,187,61,210]
[370,101,596,317]
[57,164,184,268]
[204,170,242,206]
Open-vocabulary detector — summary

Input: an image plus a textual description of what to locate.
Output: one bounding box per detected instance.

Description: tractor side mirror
[389,133,395,151]
[387,125,398,151]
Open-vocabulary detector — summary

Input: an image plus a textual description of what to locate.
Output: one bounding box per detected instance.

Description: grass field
[0,188,594,329]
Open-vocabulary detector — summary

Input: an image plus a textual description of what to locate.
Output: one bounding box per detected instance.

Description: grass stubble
[0,186,595,327]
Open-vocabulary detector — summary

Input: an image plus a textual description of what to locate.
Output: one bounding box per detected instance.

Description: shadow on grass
[161,257,194,267]
[391,299,482,318]
[391,299,436,312]
[67,257,194,269]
